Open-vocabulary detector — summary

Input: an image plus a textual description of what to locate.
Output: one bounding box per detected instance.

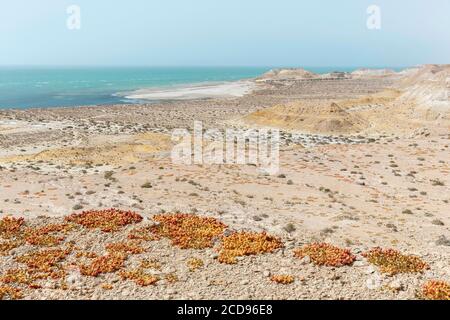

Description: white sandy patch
[123,80,255,101]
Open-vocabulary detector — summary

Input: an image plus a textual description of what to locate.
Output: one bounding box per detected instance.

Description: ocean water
[0,66,403,109]
[0,67,272,109]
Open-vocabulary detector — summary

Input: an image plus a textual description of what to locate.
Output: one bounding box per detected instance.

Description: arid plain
[0,65,449,300]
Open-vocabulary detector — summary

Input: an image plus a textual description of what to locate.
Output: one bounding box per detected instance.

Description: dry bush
[15,247,71,280]
[0,285,23,300]
[79,252,127,277]
[270,274,295,284]
[165,273,179,283]
[0,240,22,256]
[140,258,162,270]
[65,209,142,232]
[294,243,356,267]
[128,225,158,241]
[0,217,25,239]
[362,248,429,275]
[218,231,283,264]
[421,280,450,300]
[24,223,75,247]
[105,241,145,255]
[151,213,227,249]
[187,258,204,271]
[119,269,159,286]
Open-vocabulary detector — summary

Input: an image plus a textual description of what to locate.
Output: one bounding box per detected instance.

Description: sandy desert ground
[0,65,449,300]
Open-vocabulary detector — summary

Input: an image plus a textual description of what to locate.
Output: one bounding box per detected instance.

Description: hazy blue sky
[1,0,449,67]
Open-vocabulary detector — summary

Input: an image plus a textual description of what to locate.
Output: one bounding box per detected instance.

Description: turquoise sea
[0,66,402,109]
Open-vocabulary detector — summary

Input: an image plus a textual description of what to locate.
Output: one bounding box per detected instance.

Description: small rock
[436,235,450,246]
[66,273,81,284]
[300,256,311,265]
[240,279,250,285]
[366,276,381,290]
[388,280,403,291]
[431,219,444,226]
[353,261,368,267]
[365,265,376,274]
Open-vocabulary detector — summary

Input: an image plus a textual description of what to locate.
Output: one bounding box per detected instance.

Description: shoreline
[0,79,259,111]
[121,80,257,101]
[0,66,414,111]
[0,66,269,110]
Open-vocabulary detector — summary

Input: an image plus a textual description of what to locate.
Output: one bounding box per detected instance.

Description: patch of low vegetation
[24,223,75,247]
[0,285,23,300]
[187,258,204,271]
[421,280,450,300]
[151,213,227,249]
[105,241,145,255]
[16,247,71,278]
[0,217,25,239]
[128,225,158,241]
[119,269,159,286]
[0,240,22,256]
[0,268,39,287]
[294,243,355,267]
[79,251,127,277]
[140,258,161,270]
[362,248,429,275]
[431,179,445,186]
[65,209,143,232]
[165,273,179,283]
[270,274,294,284]
[218,231,283,264]
[141,182,152,188]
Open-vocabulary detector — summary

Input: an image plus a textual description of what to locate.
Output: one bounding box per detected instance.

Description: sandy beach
[123,80,256,101]
[0,65,449,300]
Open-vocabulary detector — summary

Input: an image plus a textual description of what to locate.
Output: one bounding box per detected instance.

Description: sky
[0,0,449,67]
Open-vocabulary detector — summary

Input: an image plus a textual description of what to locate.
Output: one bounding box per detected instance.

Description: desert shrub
[119,269,158,286]
[218,231,283,264]
[65,209,142,232]
[362,248,429,275]
[294,243,355,267]
[0,217,24,239]
[270,274,294,284]
[151,213,227,249]
[421,280,450,300]
[79,252,127,277]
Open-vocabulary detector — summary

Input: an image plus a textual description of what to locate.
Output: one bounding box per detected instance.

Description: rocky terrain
[0,65,449,300]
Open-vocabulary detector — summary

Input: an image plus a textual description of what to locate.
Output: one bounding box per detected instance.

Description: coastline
[120,79,257,101]
[0,66,269,110]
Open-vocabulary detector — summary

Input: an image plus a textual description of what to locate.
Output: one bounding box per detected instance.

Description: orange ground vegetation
[294,243,356,267]
[421,280,450,300]
[270,274,295,284]
[362,248,429,275]
[151,213,227,249]
[0,217,25,239]
[119,269,159,286]
[218,231,283,264]
[65,209,143,232]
